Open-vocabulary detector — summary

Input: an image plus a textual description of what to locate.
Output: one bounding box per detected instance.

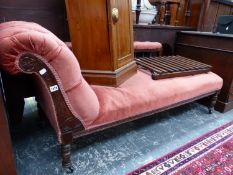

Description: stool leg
[159,48,163,56]
[208,92,219,114]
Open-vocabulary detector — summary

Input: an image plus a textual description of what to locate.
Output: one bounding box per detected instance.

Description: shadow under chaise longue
[0,21,223,173]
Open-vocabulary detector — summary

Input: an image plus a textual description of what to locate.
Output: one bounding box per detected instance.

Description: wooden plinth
[215,100,233,113]
[82,61,137,86]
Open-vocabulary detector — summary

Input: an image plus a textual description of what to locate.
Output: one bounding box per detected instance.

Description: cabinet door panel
[109,0,134,69]
[66,0,113,70]
[66,0,136,86]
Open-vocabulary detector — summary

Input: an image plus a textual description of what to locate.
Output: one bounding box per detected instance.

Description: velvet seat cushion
[0,21,100,128]
[89,70,223,129]
[134,41,162,51]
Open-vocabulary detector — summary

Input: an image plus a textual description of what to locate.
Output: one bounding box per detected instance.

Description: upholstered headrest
[0,21,99,127]
[0,21,64,73]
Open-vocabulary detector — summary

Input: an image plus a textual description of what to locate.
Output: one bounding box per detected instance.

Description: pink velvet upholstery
[0,21,223,132]
[134,41,162,51]
[0,21,100,128]
[89,71,223,129]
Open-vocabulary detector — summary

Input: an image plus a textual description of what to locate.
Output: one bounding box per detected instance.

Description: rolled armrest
[17,53,84,143]
[0,21,100,143]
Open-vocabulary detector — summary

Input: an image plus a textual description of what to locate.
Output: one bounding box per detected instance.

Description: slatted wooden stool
[135,55,212,80]
[134,41,162,58]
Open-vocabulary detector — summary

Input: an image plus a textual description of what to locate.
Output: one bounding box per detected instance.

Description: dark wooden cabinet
[65,0,137,86]
[175,31,233,113]
[0,0,69,41]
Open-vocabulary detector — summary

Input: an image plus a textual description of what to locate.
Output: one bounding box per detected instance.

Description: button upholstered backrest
[0,21,100,128]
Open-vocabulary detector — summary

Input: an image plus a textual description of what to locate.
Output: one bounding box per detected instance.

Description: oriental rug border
[128,121,233,175]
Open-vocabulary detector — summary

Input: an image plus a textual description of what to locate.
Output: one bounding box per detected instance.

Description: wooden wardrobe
[65,0,137,86]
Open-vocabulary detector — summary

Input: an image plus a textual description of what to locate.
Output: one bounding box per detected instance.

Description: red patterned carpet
[128,121,233,175]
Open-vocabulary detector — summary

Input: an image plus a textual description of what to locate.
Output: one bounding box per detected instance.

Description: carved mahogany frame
[17,53,219,173]
[17,53,84,171]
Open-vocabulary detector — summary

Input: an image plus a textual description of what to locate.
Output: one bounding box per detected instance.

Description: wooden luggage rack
[135,55,212,80]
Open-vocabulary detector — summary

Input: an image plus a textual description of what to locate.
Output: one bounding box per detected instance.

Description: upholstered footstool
[134,41,162,57]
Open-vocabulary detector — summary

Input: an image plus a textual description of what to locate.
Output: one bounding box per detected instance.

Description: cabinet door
[108,0,134,69]
[65,0,113,71]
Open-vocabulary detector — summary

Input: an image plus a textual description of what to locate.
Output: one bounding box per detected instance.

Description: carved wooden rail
[135,55,212,80]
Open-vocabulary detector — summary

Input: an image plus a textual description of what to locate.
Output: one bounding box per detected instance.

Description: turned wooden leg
[208,92,218,114]
[155,4,161,24]
[164,2,171,25]
[136,0,141,24]
[61,144,74,173]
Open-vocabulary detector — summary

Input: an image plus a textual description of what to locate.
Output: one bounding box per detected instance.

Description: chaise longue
[0,21,223,172]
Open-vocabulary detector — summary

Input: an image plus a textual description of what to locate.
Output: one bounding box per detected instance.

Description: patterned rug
[128,121,233,175]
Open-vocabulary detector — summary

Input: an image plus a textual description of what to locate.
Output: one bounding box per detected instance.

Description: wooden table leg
[136,0,141,24]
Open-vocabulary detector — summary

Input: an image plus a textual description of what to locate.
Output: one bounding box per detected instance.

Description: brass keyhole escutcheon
[112,8,119,23]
